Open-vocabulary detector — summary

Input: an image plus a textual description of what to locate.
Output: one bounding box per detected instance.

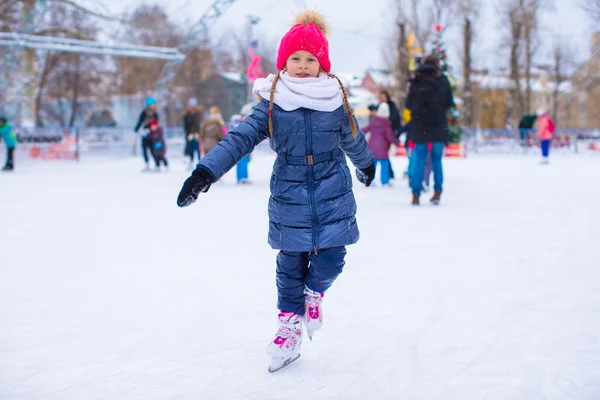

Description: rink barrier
[463,128,600,154]
[4,126,274,162]
[3,126,599,163]
[394,143,467,158]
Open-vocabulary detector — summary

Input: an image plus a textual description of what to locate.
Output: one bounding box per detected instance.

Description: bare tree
[462,17,474,126]
[396,20,409,108]
[34,52,60,126]
[581,0,600,21]
[36,3,106,127]
[386,0,410,108]
[518,0,554,113]
[520,0,544,114]
[114,5,183,95]
[0,0,20,32]
[508,6,524,123]
[457,0,478,127]
[550,39,572,125]
[409,0,436,51]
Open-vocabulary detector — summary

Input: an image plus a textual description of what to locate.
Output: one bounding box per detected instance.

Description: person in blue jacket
[0,117,16,171]
[134,96,159,172]
[176,11,375,371]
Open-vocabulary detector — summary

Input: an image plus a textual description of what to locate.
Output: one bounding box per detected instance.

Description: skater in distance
[134,96,159,172]
[176,10,375,372]
[0,117,16,171]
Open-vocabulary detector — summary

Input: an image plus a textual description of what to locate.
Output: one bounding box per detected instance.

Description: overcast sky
[91,0,595,75]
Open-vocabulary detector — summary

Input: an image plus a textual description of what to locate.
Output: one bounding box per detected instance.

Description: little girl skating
[176,11,375,372]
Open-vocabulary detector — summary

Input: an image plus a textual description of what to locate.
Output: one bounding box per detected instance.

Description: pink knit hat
[276,11,331,72]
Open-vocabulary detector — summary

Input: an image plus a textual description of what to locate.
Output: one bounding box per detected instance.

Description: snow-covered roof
[220,72,245,84]
[531,79,572,93]
[347,87,378,108]
[367,69,396,87]
[471,74,571,93]
[334,72,365,88]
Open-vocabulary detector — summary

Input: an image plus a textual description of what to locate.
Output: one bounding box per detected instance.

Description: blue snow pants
[541,139,551,158]
[411,142,444,194]
[276,246,346,315]
[187,138,201,162]
[236,154,249,182]
[376,159,391,185]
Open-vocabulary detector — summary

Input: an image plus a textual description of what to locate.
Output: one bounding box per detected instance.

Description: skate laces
[304,288,323,318]
[275,312,301,344]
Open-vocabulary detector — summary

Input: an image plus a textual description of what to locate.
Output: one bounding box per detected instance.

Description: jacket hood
[416,63,440,74]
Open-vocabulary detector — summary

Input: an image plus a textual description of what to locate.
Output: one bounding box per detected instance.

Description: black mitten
[355,163,376,187]
[177,167,214,207]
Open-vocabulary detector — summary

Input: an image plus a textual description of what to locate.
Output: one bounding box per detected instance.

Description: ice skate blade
[268,353,301,372]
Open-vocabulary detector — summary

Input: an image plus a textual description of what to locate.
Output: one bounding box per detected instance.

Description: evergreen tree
[431,23,463,144]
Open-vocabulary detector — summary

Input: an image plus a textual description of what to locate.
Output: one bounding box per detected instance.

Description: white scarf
[252,71,344,112]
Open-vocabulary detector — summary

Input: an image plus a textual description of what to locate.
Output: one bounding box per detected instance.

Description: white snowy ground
[1,151,600,400]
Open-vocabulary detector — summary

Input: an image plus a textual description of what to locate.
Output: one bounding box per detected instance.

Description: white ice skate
[267,312,302,372]
[141,164,151,173]
[303,287,324,341]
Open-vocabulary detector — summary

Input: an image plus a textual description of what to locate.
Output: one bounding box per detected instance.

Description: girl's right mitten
[177,167,213,207]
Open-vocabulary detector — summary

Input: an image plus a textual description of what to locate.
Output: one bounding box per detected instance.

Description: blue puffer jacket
[198,99,374,252]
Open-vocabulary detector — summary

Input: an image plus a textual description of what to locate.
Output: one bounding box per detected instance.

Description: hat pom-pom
[293,10,329,36]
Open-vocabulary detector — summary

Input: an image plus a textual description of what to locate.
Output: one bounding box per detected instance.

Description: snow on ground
[1,152,600,400]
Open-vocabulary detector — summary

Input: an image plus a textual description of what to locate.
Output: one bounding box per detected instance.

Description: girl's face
[285,50,320,78]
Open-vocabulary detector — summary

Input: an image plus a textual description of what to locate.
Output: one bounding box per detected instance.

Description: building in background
[571,32,600,129]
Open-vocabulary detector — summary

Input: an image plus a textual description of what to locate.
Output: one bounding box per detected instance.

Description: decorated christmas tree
[430,23,463,144]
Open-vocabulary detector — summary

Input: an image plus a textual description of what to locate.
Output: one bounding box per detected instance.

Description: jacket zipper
[306,110,319,255]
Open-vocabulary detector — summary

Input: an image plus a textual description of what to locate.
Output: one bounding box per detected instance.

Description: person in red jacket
[536,108,555,164]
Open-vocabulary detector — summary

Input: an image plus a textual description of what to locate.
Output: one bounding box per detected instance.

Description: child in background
[363,104,399,186]
[183,98,203,169]
[230,114,252,184]
[536,108,555,164]
[134,97,159,172]
[176,11,375,372]
[200,107,225,156]
[0,117,16,171]
[148,120,168,172]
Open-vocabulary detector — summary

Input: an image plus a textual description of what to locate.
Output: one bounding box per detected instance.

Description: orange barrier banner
[394,143,467,158]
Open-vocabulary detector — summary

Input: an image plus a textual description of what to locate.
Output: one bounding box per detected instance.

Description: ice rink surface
[1,152,599,399]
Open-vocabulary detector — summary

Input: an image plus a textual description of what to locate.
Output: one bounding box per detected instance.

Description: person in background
[134,96,159,172]
[228,114,251,184]
[363,104,400,186]
[200,106,225,156]
[148,120,168,172]
[518,113,537,147]
[184,98,203,169]
[405,54,454,205]
[0,117,16,171]
[536,108,555,164]
[398,108,413,181]
[378,91,402,180]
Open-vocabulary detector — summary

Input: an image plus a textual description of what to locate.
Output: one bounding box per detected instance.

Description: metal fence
[4,126,274,162]
[3,126,600,163]
[463,128,600,154]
